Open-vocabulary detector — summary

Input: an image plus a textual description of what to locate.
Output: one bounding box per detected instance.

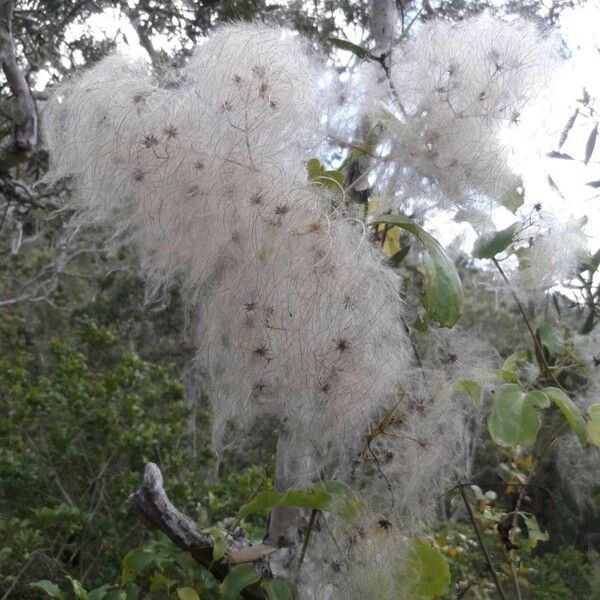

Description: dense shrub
[0,320,266,596]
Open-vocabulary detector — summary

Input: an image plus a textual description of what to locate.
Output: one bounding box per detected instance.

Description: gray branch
[0,0,37,168]
[127,462,277,599]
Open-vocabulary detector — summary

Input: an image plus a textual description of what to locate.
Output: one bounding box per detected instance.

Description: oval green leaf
[29,581,64,599]
[373,215,463,327]
[306,158,345,195]
[120,547,155,585]
[88,585,110,600]
[203,527,228,561]
[449,379,482,408]
[543,387,588,446]
[176,588,199,600]
[521,513,549,550]
[500,187,525,213]
[261,578,293,600]
[472,222,520,259]
[238,490,281,520]
[67,577,88,600]
[220,564,261,600]
[278,487,330,510]
[328,37,371,59]
[400,540,450,599]
[487,384,548,447]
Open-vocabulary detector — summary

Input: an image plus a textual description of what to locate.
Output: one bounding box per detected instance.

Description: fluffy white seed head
[516,216,589,291]
[385,17,557,210]
[555,433,600,512]
[43,24,501,595]
[43,24,414,479]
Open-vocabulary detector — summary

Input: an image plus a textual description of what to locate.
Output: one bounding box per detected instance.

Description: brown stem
[459,484,508,600]
[295,509,318,582]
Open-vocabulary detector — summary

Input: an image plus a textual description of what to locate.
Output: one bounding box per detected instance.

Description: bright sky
[505,3,600,227]
[54,2,600,254]
[429,2,600,250]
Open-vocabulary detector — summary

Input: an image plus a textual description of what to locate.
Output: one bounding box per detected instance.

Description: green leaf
[204,527,228,561]
[413,315,429,333]
[584,123,598,165]
[472,223,520,259]
[373,215,463,327]
[537,324,564,358]
[328,37,371,59]
[237,483,361,522]
[502,350,529,373]
[88,585,110,600]
[586,404,600,448]
[67,577,88,599]
[321,480,364,521]
[261,578,293,600]
[123,582,138,600]
[238,490,281,520]
[487,385,548,447]
[449,379,482,408]
[220,564,261,600]
[389,245,410,267]
[559,108,579,149]
[177,587,199,600]
[278,487,330,510]
[543,387,588,446]
[29,581,64,598]
[306,158,345,195]
[499,187,525,213]
[306,158,323,180]
[121,547,155,585]
[521,514,549,550]
[494,369,521,384]
[399,540,450,598]
[150,571,177,592]
[214,537,227,561]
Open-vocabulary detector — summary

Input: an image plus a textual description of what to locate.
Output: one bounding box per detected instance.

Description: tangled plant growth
[38,13,600,600]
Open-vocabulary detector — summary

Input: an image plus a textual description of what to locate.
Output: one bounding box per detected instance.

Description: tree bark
[371,0,397,55]
[128,462,276,599]
[0,0,37,169]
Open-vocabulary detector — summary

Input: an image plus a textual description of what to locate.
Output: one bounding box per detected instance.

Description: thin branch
[509,487,525,600]
[459,483,508,600]
[492,258,551,377]
[294,508,318,584]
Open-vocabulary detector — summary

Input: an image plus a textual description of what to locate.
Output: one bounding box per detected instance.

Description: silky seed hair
[43,23,414,482]
[42,20,558,598]
[384,17,558,212]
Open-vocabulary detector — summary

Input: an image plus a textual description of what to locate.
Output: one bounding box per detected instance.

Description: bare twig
[295,508,318,582]
[492,258,554,379]
[509,487,525,600]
